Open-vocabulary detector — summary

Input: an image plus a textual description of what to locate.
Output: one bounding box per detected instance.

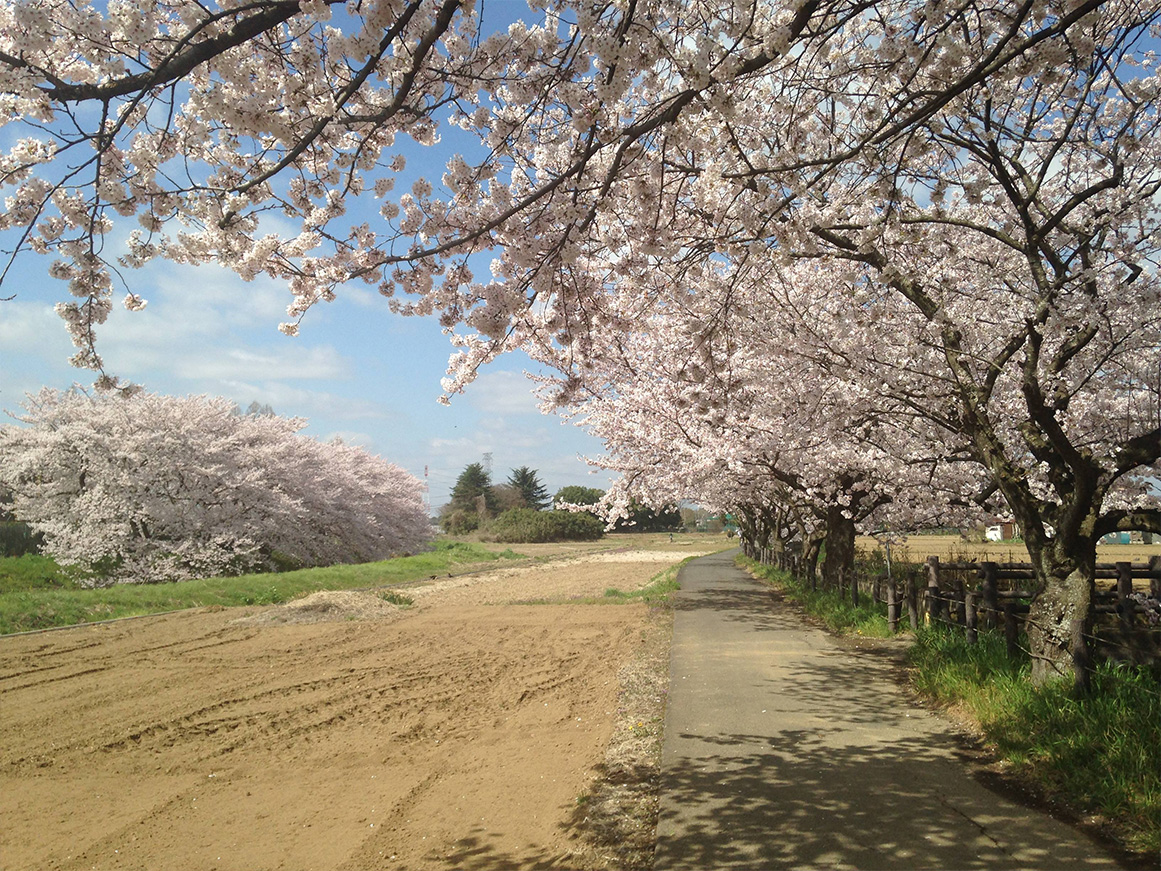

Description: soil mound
[236,589,405,625]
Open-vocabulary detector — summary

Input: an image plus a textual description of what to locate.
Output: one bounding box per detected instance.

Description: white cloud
[217,381,389,421]
[0,300,74,362]
[180,346,349,381]
[464,369,543,416]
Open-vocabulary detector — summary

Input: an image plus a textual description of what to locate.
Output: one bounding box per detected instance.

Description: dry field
[0,535,730,871]
[856,534,1160,567]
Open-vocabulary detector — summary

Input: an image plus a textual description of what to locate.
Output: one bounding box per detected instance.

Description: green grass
[0,541,523,634]
[0,554,84,593]
[516,558,687,607]
[737,555,892,636]
[377,590,414,607]
[909,628,1161,857]
[601,560,683,605]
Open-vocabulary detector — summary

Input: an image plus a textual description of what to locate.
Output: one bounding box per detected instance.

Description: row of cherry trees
[1,0,1158,681]
[0,390,431,584]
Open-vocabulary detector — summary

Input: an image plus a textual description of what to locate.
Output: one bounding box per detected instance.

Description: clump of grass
[378,590,414,607]
[0,541,525,634]
[518,560,686,607]
[909,627,1161,857]
[738,555,891,637]
[602,562,683,606]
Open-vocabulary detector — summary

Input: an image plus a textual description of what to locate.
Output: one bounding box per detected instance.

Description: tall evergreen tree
[507,467,550,511]
[448,463,497,515]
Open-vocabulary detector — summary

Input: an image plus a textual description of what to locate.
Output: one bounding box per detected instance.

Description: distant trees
[440,462,498,534]
[553,487,606,510]
[616,500,683,534]
[487,508,604,543]
[439,468,612,541]
[0,389,431,584]
[442,464,555,532]
[506,467,549,512]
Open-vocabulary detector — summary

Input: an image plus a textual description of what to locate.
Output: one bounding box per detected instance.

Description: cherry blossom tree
[780,16,1161,687]
[563,255,992,590]
[0,389,430,583]
[0,0,1120,383]
[2,0,1157,684]
[506,2,1160,687]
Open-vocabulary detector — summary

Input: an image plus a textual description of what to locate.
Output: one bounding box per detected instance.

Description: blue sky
[1,253,615,512]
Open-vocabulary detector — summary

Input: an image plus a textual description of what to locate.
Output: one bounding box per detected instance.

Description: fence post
[1116,561,1134,636]
[926,556,941,625]
[981,562,999,631]
[953,578,966,627]
[1003,603,1020,659]
[887,578,899,634]
[964,589,977,644]
[907,573,919,632]
[850,569,859,608]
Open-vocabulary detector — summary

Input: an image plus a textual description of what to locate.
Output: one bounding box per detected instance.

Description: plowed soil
[1,542,722,871]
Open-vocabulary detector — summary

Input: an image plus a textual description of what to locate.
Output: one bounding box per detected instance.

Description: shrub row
[484,508,605,543]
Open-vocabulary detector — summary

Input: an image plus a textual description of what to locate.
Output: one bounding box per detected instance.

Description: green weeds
[597,561,683,605]
[909,628,1160,856]
[514,559,686,607]
[0,541,523,634]
[378,590,414,607]
[738,555,891,637]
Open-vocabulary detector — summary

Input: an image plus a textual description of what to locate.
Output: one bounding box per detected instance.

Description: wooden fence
[883,557,1161,668]
[743,541,1161,669]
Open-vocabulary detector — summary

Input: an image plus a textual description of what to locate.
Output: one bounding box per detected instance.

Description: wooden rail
[884,557,1161,666]
[740,540,1161,668]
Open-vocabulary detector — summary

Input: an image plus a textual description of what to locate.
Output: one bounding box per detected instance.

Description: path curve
[655,549,1127,870]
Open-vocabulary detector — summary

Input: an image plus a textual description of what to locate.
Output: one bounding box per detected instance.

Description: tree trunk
[1025,546,1096,693]
[821,506,856,592]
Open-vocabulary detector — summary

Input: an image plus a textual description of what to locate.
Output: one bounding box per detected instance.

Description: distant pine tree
[507,466,550,511]
[448,462,498,515]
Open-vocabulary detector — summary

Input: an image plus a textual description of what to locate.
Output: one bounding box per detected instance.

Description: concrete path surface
[654,549,1127,870]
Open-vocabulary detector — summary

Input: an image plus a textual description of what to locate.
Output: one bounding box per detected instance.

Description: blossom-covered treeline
[1,0,1158,681]
[0,390,431,583]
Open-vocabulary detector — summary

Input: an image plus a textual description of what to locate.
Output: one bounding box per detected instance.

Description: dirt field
[0,536,728,871]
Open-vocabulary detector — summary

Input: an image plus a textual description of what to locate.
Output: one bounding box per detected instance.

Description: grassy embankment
[0,541,522,635]
[739,555,1161,859]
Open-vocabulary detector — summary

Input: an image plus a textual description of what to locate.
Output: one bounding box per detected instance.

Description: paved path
[655,549,1127,870]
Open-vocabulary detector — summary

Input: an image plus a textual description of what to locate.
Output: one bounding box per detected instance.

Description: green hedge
[486,508,604,543]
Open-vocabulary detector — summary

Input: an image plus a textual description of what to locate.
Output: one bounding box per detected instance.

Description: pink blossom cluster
[0,389,431,584]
